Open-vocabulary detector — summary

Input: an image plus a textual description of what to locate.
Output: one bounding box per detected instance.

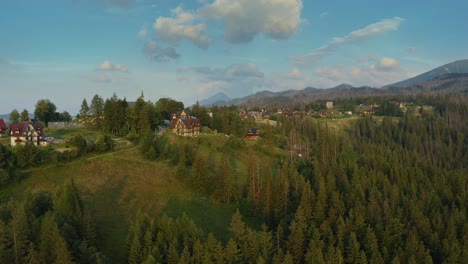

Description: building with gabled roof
[9,121,45,146]
[170,111,200,137]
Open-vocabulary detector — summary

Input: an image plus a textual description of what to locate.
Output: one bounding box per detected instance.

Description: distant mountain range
[199,60,468,107]
[386,59,468,87]
[199,92,232,106]
[0,114,35,123]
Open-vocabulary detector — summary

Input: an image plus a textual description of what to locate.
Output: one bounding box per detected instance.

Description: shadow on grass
[85,175,130,264]
[163,196,264,243]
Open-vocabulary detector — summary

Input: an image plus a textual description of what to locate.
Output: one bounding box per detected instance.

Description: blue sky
[1,0,467,115]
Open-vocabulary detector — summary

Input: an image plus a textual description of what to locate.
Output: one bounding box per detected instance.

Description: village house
[0,119,7,137]
[170,111,201,137]
[245,128,259,140]
[9,121,46,147]
[326,101,334,109]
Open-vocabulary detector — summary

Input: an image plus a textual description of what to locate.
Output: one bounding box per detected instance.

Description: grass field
[0,137,9,145]
[5,133,273,262]
[44,127,102,139]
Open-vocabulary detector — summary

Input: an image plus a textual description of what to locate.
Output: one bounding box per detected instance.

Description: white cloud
[374,57,400,71]
[288,68,302,78]
[178,63,265,97]
[154,6,211,49]
[320,11,328,18]
[197,80,226,94]
[313,59,408,88]
[138,27,148,38]
[291,17,404,65]
[97,60,129,73]
[200,0,303,43]
[178,63,264,82]
[316,67,345,82]
[143,40,180,62]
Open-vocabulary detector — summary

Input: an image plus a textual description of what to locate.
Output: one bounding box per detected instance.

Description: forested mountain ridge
[201,60,468,107]
[0,94,466,263]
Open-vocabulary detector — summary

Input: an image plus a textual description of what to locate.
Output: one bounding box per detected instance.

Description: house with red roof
[170,111,200,137]
[0,119,7,137]
[9,121,45,147]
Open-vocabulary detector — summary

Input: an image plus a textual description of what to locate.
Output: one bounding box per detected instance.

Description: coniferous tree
[9,109,20,124]
[20,109,29,122]
[90,95,104,129]
[25,243,39,264]
[213,153,234,203]
[79,98,90,123]
[11,203,30,264]
[189,153,210,193]
[54,236,74,264]
[0,220,12,264]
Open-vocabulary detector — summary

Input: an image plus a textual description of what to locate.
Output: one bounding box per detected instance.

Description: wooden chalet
[9,121,45,146]
[170,111,201,137]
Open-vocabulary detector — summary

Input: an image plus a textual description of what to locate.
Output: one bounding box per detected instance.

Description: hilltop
[386,59,468,87]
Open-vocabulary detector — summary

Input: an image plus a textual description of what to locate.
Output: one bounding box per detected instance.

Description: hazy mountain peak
[199,92,231,106]
[387,59,468,88]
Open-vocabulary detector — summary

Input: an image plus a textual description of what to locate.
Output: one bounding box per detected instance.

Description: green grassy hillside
[5,133,276,262]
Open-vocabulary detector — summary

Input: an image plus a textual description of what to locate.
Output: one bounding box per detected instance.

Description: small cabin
[245,128,259,139]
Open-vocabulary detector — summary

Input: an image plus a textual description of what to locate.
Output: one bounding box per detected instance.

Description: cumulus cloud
[97,60,129,72]
[178,63,264,82]
[197,80,226,94]
[138,27,148,38]
[154,6,211,49]
[314,59,407,88]
[373,57,400,71]
[291,17,404,65]
[288,68,302,78]
[200,0,303,43]
[143,40,180,62]
[178,63,265,97]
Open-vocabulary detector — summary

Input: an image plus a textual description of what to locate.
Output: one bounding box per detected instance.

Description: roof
[170,112,200,129]
[0,119,6,130]
[9,121,44,137]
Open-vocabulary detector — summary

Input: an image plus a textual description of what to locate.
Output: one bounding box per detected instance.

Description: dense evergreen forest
[0,94,466,263]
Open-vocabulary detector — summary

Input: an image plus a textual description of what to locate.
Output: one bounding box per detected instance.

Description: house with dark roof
[9,121,45,146]
[170,111,200,137]
[0,119,7,137]
[245,128,259,140]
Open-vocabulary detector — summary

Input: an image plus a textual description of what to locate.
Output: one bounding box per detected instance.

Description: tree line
[127,94,467,263]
